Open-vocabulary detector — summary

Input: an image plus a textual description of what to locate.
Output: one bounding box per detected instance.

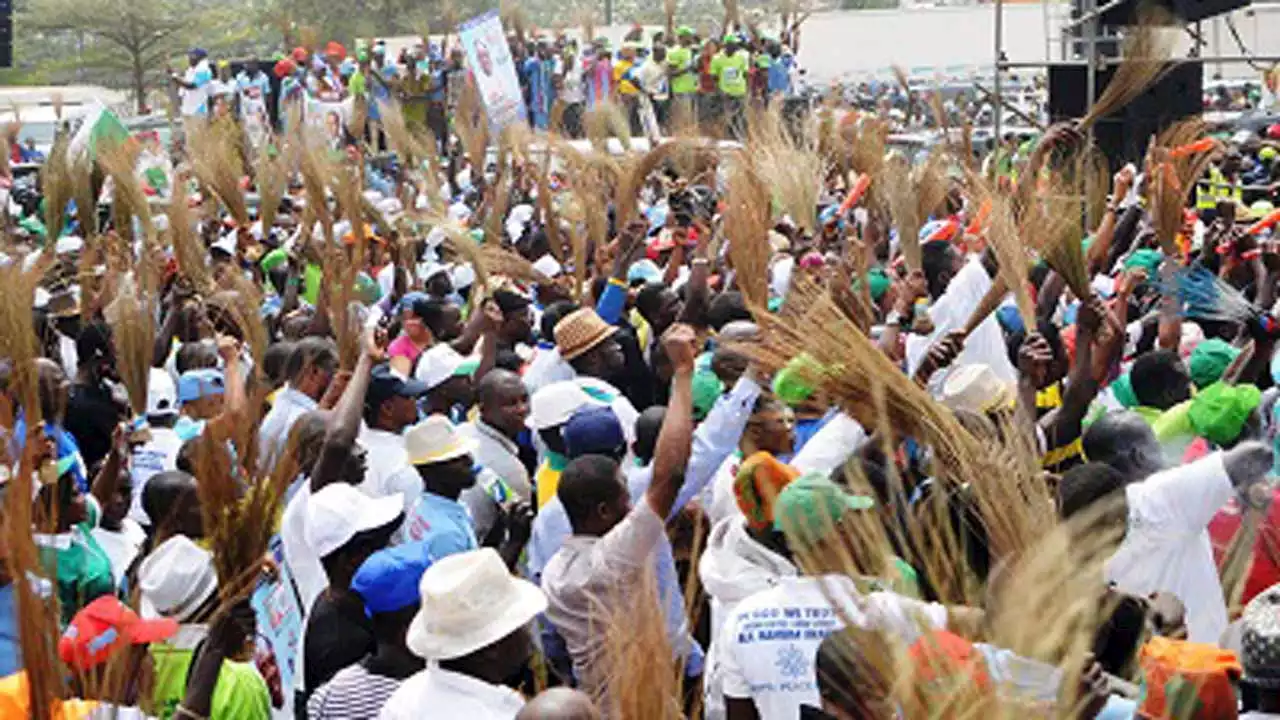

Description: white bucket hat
[939,364,1016,415]
[527,381,604,431]
[138,535,218,622]
[305,484,404,559]
[406,547,547,660]
[413,343,466,391]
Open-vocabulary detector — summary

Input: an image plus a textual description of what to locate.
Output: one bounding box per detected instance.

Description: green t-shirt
[667,46,698,95]
[348,69,367,97]
[36,496,115,626]
[710,51,749,97]
[152,637,272,720]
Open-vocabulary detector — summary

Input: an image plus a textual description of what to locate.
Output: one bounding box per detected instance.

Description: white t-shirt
[180,60,213,116]
[280,481,327,616]
[719,574,946,720]
[128,424,183,525]
[357,425,423,515]
[91,518,146,589]
[1106,452,1234,644]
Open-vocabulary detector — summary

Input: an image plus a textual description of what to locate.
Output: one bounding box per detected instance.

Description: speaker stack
[0,0,11,69]
[1048,0,1249,170]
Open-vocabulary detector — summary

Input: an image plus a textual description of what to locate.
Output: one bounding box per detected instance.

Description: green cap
[676,25,695,37]
[772,353,823,407]
[692,369,725,421]
[260,247,288,273]
[1188,381,1261,446]
[1123,248,1163,279]
[1189,338,1241,389]
[774,472,875,544]
[723,32,739,43]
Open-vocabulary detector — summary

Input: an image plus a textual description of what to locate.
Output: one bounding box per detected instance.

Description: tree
[23,0,187,113]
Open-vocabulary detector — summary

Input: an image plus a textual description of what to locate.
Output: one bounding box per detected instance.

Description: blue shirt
[767,55,793,95]
[0,584,19,677]
[401,491,478,561]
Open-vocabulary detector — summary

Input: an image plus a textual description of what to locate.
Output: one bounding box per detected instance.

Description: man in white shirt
[540,324,698,700]
[379,548,546,720]
[129,368,184,526]
[720,474,954,720]
[1105,441,1272,644]
[358,365,429,513]
[171,48,213,119]
[259,337,338,467]
[460,369,532,503]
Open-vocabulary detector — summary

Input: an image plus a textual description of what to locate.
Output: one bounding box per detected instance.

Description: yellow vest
[1196,167,1242,210]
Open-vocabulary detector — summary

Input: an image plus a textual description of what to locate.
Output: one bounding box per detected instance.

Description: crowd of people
[11,13,1280,720]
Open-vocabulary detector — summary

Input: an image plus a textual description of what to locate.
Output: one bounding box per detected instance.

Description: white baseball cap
[305,484,404,559]
[406,547,546,660]
[147,367,178,418]
[405,414,477,466]
[527,381,604,431]
[414,343,467,391]
[138,535,218,622]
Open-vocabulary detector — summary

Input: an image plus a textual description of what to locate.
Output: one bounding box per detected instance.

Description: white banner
[458,10,527,129]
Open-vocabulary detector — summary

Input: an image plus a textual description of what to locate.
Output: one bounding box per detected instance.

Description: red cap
[290,46,308,63]
[325,41,346,59]
[58,596,178,670]
[274,58,296,79]
[1268,124,1280,141]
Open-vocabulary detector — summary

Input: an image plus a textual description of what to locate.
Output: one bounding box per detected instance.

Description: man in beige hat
[553,307,639,446]
[378,547,547,719]
[541,324,699,700]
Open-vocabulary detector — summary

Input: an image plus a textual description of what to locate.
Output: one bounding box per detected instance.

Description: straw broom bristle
[1079,5,1177,129]
[97,139,158,258]
[41,134,74,243]
[615,138,707,231]
[299,26,318,52]
[167,177,214,292]
[105,275,155,417]
[72,152,98,239]
[882,154,923,269]
[254,140,288,236]
[584,102,632,155]
[456,82,491,178]
[189,125,251,228]
[480,243,551,285]
[601,567,683,719]
[295,131,335,242]
[1033,169,1091,300]
[984,193,1036,331]
[0,263,62,720]
[724,151,772,311]
[752,100,826,234]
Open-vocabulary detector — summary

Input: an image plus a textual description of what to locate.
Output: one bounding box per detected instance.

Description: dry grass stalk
[456,81,491,178]
[882,154,923,269]
[380,100,444,215]
[188,125,250,228]
[723,151,772,310]
[105,275,155,417]
[296,131,336,242]
[584,102,632,155]
[1148,119,1218,256]
[97,139,158,269]
[914,151,951,228]
[0,263,62,719]
[299,25,319,52]
[600,566,683,718]
[752,101,825,234]
[1079,6,1177,129]
[72,153,98,239]
[254,141,289,235]
[167,178,215,292]
[1032,169,1091,301]
[616,138,707,231]
[480,243,551,284]
[41,134,75,242]
[984,193,1035,330]
[534,148,566,263]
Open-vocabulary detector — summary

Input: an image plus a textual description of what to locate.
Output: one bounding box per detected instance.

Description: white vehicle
[0,86,131,159]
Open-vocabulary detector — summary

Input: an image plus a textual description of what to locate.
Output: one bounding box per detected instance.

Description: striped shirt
[307,662,405,719]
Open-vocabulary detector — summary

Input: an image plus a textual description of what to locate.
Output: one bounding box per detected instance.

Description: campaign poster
[252,535,304,718]
[458,11,527,129]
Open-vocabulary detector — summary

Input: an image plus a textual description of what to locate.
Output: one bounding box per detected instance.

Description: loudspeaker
[0,14,11,69]
[1090,0,1249,29]
[1048,61,1202,170]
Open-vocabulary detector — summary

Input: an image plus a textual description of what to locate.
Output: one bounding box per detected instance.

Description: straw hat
[939,364,1016,415]
[554,308,617,362]
[405,414,477,466]
[406,547,547,660]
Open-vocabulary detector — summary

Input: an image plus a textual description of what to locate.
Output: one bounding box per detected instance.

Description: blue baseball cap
[351,541,432,615]
[563,405,626,459]
[177,369,225,404]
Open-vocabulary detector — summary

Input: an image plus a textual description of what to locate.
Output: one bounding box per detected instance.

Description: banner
[457,11,527,129]
[305,97,353,149]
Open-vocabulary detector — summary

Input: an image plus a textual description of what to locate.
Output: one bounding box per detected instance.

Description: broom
[723,150,772,311]
[1078,6,1177,130]
[188,125,251,229]
[254,140,288,238]
[105,275,155,421]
